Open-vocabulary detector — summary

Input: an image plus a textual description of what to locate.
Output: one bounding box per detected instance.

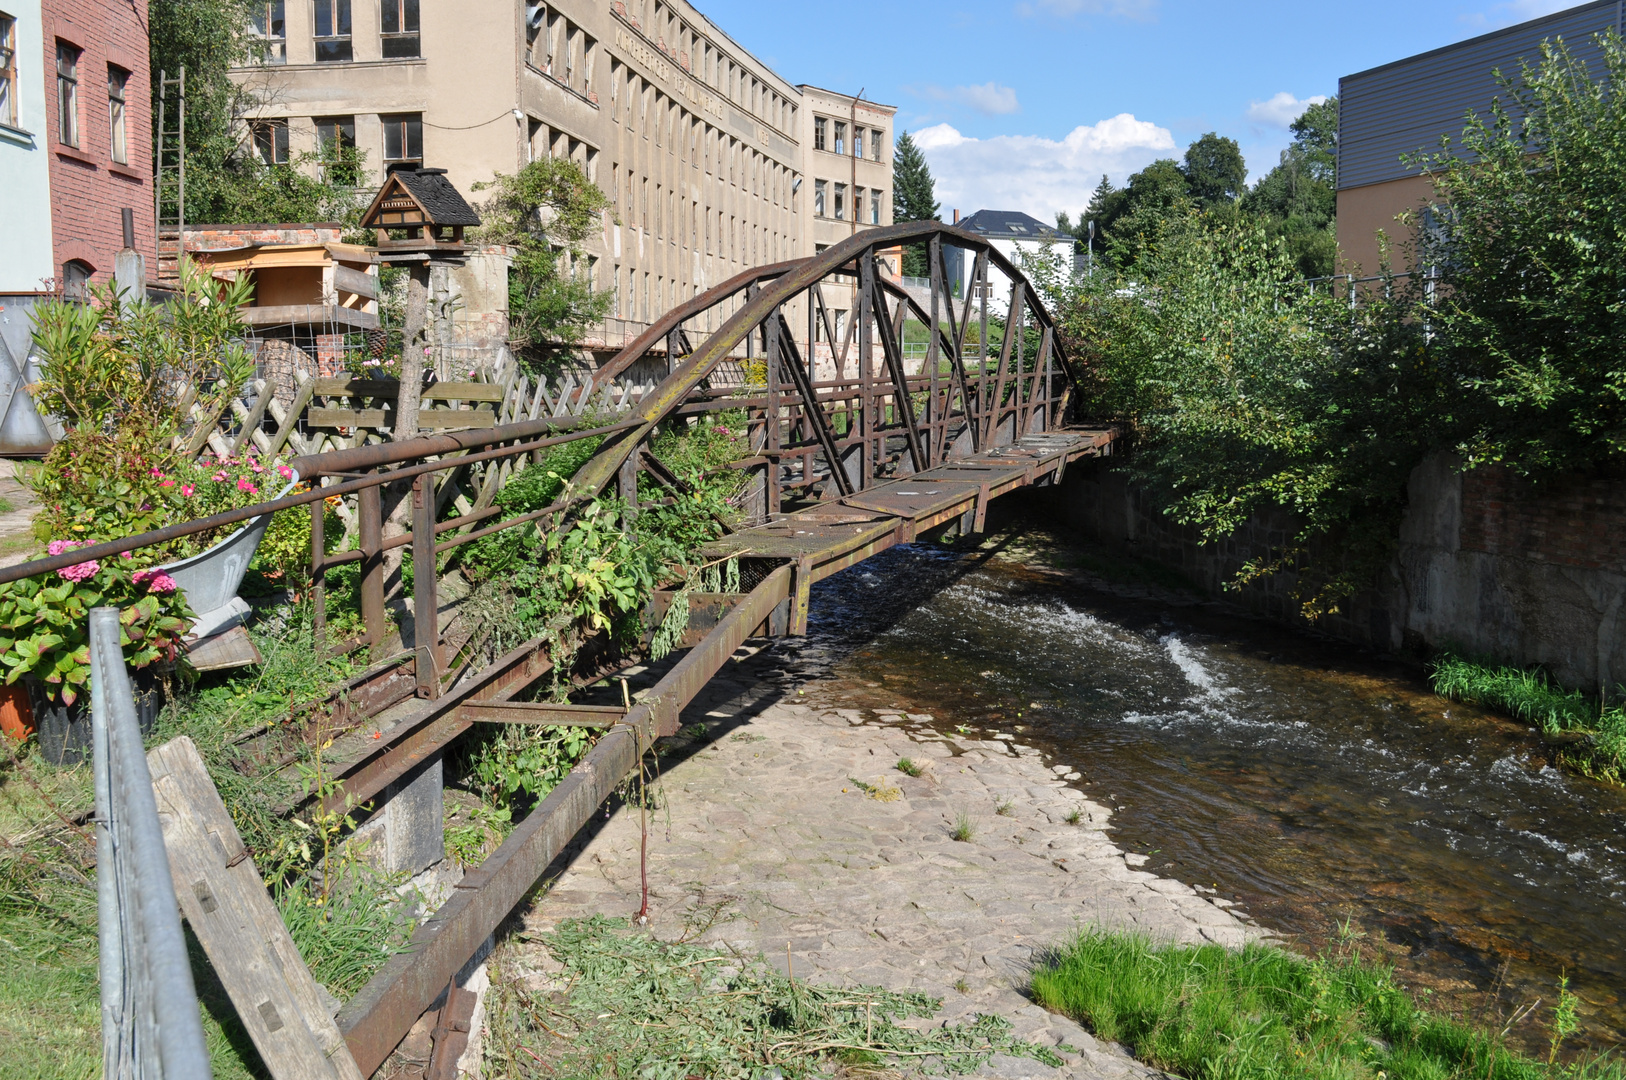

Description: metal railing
[91,606,213,1079]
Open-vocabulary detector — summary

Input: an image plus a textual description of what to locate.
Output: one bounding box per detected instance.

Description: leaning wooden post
[358,481,385,650]
[412,472,440,697]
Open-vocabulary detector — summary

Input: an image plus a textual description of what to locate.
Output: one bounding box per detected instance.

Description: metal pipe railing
[91,605,213,1079]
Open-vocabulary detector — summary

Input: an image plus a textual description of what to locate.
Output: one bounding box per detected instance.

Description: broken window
[0,14,14,128]
[252,118,289,164]
[55,43,78,146]
[63,259,94,302]
[872,128,884,161]
[814,179,826,217]
[107,66,128,163]
[814,117,826,152]
[314,0,353,62]
[833,182,846,221]
[381,112,422,167]
[853,128,863,159]
[381,0,419,59]
[833,121,845,156]
[250,2,286,64]
[316,115,356,177]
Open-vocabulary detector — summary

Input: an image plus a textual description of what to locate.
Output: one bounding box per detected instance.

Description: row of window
[527,6,595,97]
[250,113,421,168]
[0,16,131,164]
[812,180,882,224]
[813,117,885,161]
[624,0,794,135]
[249,0,420,63]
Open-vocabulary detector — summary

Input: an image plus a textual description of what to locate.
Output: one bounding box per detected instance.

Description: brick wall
[1459,465,1626,572]
[42,0,153,284]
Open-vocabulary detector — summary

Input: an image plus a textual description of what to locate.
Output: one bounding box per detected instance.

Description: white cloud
[912,114,1177,223]
[1459,0,1575,30]
[914,82,1022,116]
[1018,0,1158,19]
[1245,92,1328,129]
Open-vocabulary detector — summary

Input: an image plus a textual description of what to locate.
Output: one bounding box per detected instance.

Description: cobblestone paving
[501,650,1270,1079]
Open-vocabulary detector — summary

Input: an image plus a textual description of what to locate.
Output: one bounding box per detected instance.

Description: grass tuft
[895,757,923,777]
[951,812,975,842]
[1064,806,1084,826]
[994,797,1015,817]
[1032,928,1622,1080]
[1431,653,1626,783]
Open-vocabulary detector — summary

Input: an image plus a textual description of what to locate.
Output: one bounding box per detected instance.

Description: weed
[274,866,413,998]
[995,798,1015,817]
[1064,807,1084,826]
[954,977,972,994]
[951,813,976,842]
[895,757,923,777]
[486,915,1063,1075]
[1550,974,1579,1065]
[848,776,901,803]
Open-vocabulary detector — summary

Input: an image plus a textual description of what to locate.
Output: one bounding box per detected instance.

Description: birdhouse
[360,168,482,252]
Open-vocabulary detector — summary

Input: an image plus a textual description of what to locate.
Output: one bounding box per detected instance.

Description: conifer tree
[891,130,940,277]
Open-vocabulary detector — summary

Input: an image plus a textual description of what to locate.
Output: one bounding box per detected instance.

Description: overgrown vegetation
[486,914,1064,1078]
[1430,654,1626,784]
[1031,928,1619,1080]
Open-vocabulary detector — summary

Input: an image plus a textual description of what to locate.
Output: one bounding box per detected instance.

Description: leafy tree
[150,0,363,225]
[891,130,940,277]
[473,157,615,355]
[1417,31,1626,477]
[1182,132,1247,205]
[1242,98,1339,278]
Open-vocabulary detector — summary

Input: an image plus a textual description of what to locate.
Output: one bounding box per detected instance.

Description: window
[314,0,352,62]
[381,113,422,167]
[853,186,863,221]
[63,259,94,301]
[853,128,863,159]
[833,121,845,156]
[833,182,846,221]
[381,0,419,58]
[107,67,128,163]
[315,115,356,180]
[872,128,884,161]
[869,188,881,225]
[814,179,826,217]
[55,43,78,146]
[252,118,289,164]
[0,14,18,127]
[814,117,825,152]
[250,2,286,64]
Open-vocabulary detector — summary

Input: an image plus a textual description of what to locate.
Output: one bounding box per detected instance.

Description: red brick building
[41,0,152,289]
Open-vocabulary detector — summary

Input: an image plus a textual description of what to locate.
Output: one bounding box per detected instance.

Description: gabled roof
[360,168,481,229]
[955,209,1063,241]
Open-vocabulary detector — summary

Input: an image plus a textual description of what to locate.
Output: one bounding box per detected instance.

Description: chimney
[953,209,960,224]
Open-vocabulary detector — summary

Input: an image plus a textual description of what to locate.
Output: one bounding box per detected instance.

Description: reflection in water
[772,538,1626,1055]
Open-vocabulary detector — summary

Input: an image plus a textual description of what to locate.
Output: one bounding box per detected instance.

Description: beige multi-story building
[232,0,839,353]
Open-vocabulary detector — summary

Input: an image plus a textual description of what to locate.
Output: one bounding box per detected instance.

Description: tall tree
[891,130,939,277]
[1182,132,1247,205]
[1242,97,1339,277]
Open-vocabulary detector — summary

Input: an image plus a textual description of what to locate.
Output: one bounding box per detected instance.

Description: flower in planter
[133,569,179,595]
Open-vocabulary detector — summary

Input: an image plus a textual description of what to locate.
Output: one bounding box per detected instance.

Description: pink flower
[236,478,258,494]
[251,462,264,474]
[149,467,164,477]
[59,559,100,583]
[133,569,178,595]
[212,473,226,482]
[181,484,195,497]
[120,551,132,559]
[160,479,175,488]
[47,539,84,556]
[277,465,294,479]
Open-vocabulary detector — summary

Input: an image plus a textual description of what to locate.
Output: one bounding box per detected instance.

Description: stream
[763,526,1626,1057]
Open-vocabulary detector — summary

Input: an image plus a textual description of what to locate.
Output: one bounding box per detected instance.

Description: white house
[941,209,1074,315]
[0,0,55,300]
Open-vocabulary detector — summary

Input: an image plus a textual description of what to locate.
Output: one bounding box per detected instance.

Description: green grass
[1031,929,1621,1080]
[1430,653,1626,783]
[895,756,923,777]
[951,812,975,842]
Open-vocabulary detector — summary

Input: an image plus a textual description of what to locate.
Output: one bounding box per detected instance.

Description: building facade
[1336,0,1622,278]
[234,0,814,350]
[0,0,54,296]
[39,0,153,292]
[942,209,1068,313]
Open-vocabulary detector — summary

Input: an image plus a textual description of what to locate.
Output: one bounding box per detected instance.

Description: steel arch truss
[575,221,1080,517]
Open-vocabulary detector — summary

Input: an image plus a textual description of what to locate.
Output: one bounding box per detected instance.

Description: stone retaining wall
[1051,454,1626,695]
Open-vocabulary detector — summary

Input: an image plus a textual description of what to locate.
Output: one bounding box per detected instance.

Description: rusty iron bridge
[4,221,1117,1075]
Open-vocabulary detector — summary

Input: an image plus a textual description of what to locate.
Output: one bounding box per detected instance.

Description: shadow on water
[767,515,1626,1057]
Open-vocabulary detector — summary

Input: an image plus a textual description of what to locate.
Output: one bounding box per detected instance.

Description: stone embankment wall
[1053,455,1626,695]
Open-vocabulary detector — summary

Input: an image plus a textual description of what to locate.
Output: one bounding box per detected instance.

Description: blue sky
[697,0,1582,223]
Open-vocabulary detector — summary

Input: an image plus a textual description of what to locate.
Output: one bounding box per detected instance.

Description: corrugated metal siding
[1338,1,1622,190]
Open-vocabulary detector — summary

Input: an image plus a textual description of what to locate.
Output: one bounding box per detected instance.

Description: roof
[361,168,482,229]
[953,210,1064,241]
[1338,0,1622,189]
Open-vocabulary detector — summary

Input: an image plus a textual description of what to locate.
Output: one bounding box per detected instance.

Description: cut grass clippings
[1031,929,1621,1080]
[1431,653,1626,784]
[488,915,1064,1078]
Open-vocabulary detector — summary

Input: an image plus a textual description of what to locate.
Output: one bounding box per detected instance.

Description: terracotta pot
[0,682,32,742]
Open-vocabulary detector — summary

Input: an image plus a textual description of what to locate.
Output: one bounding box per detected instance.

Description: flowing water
[766,527,1626,1057]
